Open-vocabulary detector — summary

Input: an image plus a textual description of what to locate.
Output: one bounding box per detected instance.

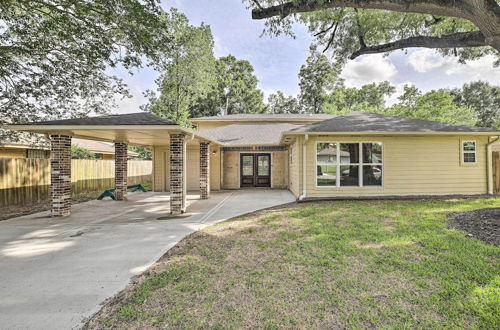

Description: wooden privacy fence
[0,159,152,206]
[494,151,500,195]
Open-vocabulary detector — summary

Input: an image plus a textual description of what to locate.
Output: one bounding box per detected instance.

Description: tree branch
[252,0,467,20]
[314,21,336,37]
[323,22,339,52]
[349,31,486,59]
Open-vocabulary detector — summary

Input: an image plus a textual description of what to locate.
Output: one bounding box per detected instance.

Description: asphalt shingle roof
[287,111,499,133]
[201,123,305,145]
[192,113,334,121]
[16,112,176,126]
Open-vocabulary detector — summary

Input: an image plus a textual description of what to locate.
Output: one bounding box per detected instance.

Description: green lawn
[86,198,500,329]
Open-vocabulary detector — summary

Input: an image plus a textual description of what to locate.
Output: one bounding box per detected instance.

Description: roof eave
[281,131,500,136]
[221,143,283,147]
[189,118,329,123]
[4,124,182,130]
[3,125,223,146]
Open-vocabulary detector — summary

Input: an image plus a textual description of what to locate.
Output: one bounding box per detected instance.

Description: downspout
[299,134,309,200]
[487,136,499,195]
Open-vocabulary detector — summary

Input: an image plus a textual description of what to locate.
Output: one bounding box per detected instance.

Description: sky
[112,0,500,114]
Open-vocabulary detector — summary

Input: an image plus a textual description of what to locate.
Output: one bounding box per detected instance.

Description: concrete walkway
[0,189,295,330]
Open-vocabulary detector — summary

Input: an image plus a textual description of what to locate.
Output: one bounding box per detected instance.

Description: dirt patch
[0,193,98,221]
[447,208,500,246]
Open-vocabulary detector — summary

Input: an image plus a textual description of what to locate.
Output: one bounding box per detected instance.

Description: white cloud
[114,85,148,114]
[408,49,445,73]
[406,50,500,86]
[444,55,500,85]
[341,55,398,88]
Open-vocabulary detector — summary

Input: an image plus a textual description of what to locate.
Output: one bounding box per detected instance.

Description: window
[316,142,383,187]
[462,141,477,164]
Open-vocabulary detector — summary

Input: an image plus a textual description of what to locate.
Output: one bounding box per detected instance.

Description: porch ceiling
[4,125,221,147]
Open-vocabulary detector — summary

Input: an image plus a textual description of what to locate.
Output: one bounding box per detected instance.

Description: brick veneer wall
[200,142,210,199]
[50,135,72,216]
[170,134,186,214]
[114,142,128,200]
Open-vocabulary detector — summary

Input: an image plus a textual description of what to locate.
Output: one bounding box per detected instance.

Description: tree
[217,55,266,115]
[388,86,476,125]
[128,146,152,160]
[452,81,500,128]
[246,0,500,64]
[323,80,395,114]
[191,55,267,117]
[143,10,216,126]
[0,0,172,138]
[267,91,301,113]
[71,145,96,160]
[298,48,339,113]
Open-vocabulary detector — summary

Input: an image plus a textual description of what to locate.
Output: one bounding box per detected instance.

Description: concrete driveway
[0,189,295,330]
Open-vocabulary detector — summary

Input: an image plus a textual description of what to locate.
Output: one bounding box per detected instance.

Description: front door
[240,153,271,187]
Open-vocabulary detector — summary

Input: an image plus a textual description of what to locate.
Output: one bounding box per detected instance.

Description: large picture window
[316,142,383,187]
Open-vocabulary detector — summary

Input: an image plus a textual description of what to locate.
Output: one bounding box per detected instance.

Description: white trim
[151,146,155,192]
[280,131,500,145]
[460,140,477,165]
[314,141,384,189]
[300,134,309,200]
[487,136,500,194]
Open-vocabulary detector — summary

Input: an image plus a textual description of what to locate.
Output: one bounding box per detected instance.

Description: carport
[5,112,220,216]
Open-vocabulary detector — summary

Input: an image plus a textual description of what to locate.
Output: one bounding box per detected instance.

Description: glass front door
[240,153,271,187]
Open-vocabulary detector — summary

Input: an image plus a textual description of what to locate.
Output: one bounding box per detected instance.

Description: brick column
[50,135,72,217]
[200,142,210,199]
[115,142,128,201]
[170,134,186,214]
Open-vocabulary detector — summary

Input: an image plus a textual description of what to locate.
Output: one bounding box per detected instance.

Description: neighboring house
[6,111,499,216]
[0,135,138,159]
[72,139,139,160]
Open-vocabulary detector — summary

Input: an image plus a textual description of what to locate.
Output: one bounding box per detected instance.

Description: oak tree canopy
[247,0,500,64]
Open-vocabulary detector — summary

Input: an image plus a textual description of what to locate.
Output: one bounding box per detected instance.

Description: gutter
[299,133,309,200]
[487,136,500,195]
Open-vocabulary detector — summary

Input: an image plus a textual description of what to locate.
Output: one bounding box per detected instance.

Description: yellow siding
[153,143,222,192]
[210,145,221,190]
[0,148,26,158]
[303,135,488,198]
[271,150,288,189]
[223,151,239,189]
[153,146,169,192]
[288,138,301,197]
[186,146,200,191]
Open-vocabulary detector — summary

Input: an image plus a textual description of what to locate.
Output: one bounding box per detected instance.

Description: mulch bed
[447,208,500,246]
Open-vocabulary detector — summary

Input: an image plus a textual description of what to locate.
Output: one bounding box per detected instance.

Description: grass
[86,198,500,329]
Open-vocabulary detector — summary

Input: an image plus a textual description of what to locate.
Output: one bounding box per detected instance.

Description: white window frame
[461,140,477,165]
[315,141,384,188]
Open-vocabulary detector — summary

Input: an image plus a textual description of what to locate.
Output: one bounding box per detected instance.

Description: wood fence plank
[0,158,152,206]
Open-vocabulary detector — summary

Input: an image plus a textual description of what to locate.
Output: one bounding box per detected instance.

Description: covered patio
[6,113,220,216]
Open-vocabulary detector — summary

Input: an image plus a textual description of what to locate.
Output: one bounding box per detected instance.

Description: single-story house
[0,135,138,159]
[5,111,499,216]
